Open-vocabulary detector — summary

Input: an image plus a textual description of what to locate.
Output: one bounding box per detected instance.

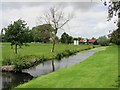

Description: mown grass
[2,43,92,59]
[16,45,118,88]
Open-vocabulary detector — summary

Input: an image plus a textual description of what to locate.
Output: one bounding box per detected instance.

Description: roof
[80,40,84,42]
[88,39,95,43]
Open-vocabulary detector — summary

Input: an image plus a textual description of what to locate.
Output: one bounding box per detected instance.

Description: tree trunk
[51,39,55,71]
[15,44,17,54]
[51,32,57,71]
[51,39,55,52]
[52,59,55,71]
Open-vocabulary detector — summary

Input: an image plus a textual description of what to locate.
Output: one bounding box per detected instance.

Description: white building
[74,40,79,45]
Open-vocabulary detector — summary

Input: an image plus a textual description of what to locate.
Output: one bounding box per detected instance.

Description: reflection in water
[1,72,33,90]
[23,50,96,77]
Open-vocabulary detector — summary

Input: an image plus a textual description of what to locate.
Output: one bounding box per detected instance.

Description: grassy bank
[16,45,118,88]
[2,43,96,70]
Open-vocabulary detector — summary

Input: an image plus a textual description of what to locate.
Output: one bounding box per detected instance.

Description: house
[79,39,96,44]
[79,39,84,44]
[79,38,87,44]
[74,40,79,45]
[87,39,95,44]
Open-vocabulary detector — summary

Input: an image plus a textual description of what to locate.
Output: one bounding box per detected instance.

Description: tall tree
[31,24,53,43]
[39,6,71,52]
[38,6,72,71]
[103,1,120,45]
[3,19,29,54]
[110,25,120,45]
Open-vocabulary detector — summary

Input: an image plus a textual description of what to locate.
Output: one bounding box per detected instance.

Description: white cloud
[1,2,118,39]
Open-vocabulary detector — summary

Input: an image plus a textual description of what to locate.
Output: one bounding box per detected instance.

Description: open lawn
[2,43,92,59]
[16,45,118,88]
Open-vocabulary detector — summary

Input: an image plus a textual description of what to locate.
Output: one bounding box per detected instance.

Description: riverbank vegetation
[2,43,97,71]
[16,45,118,88]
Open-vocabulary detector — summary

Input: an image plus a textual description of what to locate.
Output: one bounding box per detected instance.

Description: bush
[55,50,75,60]
[2,55,48,71]
[97,36,110,46]
[55,53,62,60]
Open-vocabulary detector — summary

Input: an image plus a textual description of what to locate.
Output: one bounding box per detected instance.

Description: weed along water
[1,47,106,90]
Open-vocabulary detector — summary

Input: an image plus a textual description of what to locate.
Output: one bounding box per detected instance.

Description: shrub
[55,50,75,60]
[55,53,62,60]
[3,55,48,71]
[97,36,110,46]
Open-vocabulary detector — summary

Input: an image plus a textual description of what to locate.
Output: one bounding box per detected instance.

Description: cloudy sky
[0,1,118,38]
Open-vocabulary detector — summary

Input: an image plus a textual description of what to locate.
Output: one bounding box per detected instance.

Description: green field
[16,45,118,88]
[1,43,96,70]
[2,43,89,58]
[2,43,93,59]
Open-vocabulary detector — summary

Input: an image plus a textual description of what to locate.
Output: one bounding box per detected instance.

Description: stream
[0,47,105,90]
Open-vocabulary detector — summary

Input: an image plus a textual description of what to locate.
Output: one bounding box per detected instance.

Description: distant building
[87,39,96,44]
[80,40,83,43]
[74,40,79,45]
[79,38,87,44]
[79,39,95,44]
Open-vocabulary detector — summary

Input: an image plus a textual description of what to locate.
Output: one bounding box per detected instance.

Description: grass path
[16,45,118,88]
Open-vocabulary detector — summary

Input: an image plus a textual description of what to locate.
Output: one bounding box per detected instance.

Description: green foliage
[55,46,94,60]
[55,50,74,60]
[60,32,73,44]
[2,55,48,71]
[110,28,120,45]
[3,19,30,53]
[97,36,110,46]
[104,1,120,21]
[31,24,54,43]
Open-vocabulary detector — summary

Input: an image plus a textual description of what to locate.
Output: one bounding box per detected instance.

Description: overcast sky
[1,2,118,38]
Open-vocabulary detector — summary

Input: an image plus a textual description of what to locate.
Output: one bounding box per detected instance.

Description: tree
[60,32,73,44]
[0,29,4,42]
[38,6,71,71]
[97,36,110,46]
[39,6,71,52]
[104,0,120,45]
[110,27,120,45]
[31,24,53,43]
[3,19,29,54]
[68,36,73,44]
[103,1,120,21]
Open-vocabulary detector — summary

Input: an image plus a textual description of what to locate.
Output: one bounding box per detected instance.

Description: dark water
[1,48,102,90]
[1,72,33,90]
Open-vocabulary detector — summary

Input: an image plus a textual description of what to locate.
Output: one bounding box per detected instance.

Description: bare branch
[58,19,70,29]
